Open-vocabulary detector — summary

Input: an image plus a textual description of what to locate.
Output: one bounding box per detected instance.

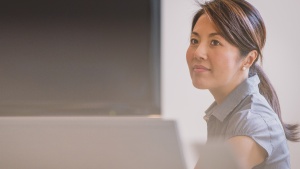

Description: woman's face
[186,14,244,92]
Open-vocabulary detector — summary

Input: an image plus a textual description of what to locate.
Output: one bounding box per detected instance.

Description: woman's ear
[242,50,258,70]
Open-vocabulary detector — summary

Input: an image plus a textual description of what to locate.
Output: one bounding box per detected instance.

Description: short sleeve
[226,110,286,157]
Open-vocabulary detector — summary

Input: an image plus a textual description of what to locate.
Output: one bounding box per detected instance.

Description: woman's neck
[209,75,247,105]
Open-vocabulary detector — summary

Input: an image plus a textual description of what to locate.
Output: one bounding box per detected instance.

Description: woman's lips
[193,65,210,72]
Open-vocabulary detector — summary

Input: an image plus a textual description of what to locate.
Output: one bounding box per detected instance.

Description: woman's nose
[193,43,207,60]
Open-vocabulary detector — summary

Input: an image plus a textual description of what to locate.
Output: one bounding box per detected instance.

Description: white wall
[161,0,300,168]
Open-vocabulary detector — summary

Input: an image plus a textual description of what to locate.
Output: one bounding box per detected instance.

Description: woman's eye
[210,40,220,46]
[190,39,198,44]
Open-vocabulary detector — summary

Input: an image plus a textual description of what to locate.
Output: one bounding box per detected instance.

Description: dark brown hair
[191,0,299,141]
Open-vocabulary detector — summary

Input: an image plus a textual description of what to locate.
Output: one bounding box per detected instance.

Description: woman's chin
[192,82,208,89]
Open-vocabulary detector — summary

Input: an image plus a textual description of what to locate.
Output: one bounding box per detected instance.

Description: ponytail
[250,64,300,142]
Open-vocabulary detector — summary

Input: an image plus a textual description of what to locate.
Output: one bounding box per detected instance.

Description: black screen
[0,0,160,116]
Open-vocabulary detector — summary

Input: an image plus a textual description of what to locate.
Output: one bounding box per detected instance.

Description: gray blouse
[204,75,290,169]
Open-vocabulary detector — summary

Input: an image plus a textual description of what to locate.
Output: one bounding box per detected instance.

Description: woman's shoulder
[232,93,277,120]
[226,92,285,141]
[226,92,284,138]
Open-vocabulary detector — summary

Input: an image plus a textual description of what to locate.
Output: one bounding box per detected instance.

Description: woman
[186,0,299,168]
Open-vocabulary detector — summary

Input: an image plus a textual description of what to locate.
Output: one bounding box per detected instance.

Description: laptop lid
[0,116,187,169]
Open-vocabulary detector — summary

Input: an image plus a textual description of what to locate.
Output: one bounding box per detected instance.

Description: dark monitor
[0,0,161,116]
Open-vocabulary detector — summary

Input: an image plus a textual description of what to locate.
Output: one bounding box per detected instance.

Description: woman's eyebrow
[209,32,223,38]
[191,32,223,38]
[191,32,200,36]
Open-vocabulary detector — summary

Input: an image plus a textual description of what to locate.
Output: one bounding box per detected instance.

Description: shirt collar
[205,75,260,122]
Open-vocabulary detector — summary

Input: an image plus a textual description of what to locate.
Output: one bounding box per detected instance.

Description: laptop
[0,116,187,169]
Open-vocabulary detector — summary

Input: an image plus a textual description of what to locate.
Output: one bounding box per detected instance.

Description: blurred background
[0,0,160,116]
[0,0,299,168]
